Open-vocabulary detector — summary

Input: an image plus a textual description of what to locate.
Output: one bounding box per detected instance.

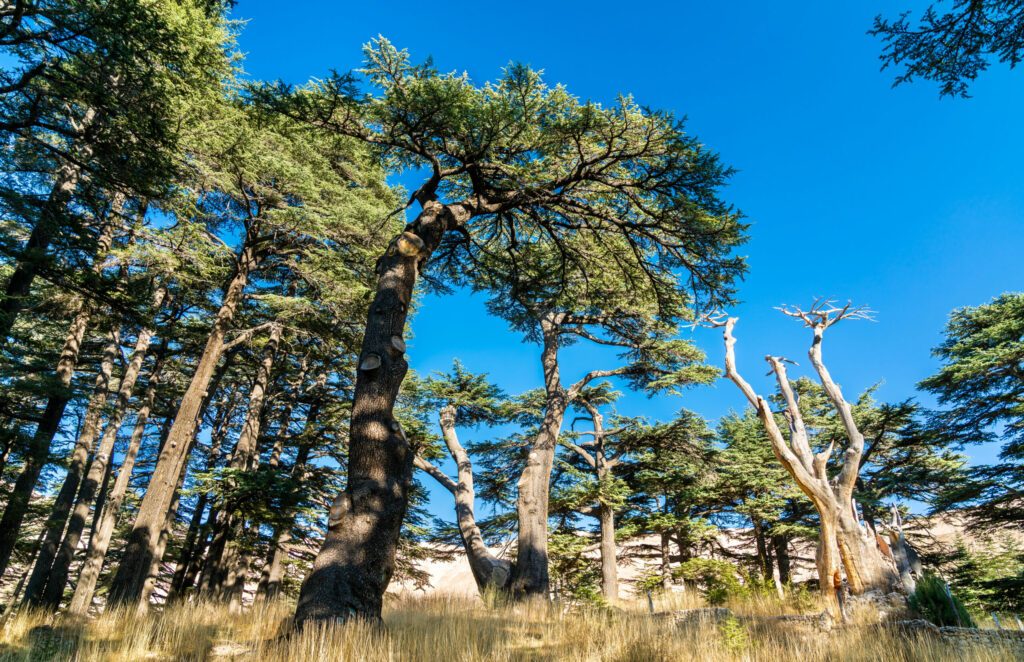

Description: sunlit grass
[0,592,1018,661]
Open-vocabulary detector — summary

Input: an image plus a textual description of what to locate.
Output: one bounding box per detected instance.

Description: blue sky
[230,1,1022,519]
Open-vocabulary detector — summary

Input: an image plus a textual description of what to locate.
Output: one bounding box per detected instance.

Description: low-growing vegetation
[1,594,1020,662]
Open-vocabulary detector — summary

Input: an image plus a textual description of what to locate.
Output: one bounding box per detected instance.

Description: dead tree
[718,301,898,620]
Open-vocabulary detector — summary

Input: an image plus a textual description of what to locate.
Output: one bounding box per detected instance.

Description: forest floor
[0,592,1020,661]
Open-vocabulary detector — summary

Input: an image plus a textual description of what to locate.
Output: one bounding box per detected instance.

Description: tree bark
[138,451,191,610]
[816,505,844,619]
[598,501,618,602]
[41,291,165,608]
[508,317,566,600]
[0,218,114,579]
[836,507,894,594]
[415,404,511,595]
[218,323,282,611]
[566,399,619,602]
[771,533,791,585]
[67,341,168,615]
[753,519,771,580]
[166,390,237,601]
[22,329,118,606]
[108,243,260,608]
[294,201,472,626]
[660,529,672,588]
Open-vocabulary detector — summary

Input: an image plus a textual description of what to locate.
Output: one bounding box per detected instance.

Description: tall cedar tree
[264,39,745,624]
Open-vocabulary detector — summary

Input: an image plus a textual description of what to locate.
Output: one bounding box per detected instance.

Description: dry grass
[0,592,1018,661]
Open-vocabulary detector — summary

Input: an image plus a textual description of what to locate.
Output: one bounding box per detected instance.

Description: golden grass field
[0,592,1019,661]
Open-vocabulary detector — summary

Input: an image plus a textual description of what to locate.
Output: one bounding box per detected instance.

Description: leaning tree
[268,38,746,624]
[718,301,898,619]
[407,361,514,595]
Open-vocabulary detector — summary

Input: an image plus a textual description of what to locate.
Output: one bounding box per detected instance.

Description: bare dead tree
[716,300,898,621]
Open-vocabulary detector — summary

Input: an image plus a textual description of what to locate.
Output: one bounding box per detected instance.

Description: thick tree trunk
[108,245,258,608]
[0,109,97,345]
[836,507,896,594]
[22,330,118,606]
[138,454,190,609]
[598,501,618,602]
[67,344,167,615]
[294,201,471,626]
[753,519,771,581]
[509,319,565,600]
[41,298,164,608]
[817,507,844,621]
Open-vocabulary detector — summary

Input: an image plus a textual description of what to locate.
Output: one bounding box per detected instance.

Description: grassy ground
[0,592,1018,661]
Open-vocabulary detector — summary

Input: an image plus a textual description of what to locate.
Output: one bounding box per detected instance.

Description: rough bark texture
[68,342,166,615]
[23,330,118,606]
[415,404,511,595]
[598,502,619,602]
[509,318,566,600]
[108,245,259,607]
[294,201,471,626]
[43,301,162,608]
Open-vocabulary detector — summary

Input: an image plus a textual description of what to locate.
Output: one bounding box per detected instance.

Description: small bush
[908,573,976,628]
[674,558,747,606]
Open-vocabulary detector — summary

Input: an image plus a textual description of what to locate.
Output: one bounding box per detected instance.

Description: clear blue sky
[230,1,1023,520]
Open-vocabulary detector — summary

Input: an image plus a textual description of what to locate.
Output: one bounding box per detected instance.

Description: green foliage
[922,293,1024,528]
[717,615,750,652]
[673,559,746,606]
[908,573,976,628]
[872,2,1024,98]
[547,528,604,605]
[944,536,1024,613]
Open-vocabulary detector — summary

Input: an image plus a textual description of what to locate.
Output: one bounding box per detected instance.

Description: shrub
[908,573,976,627]
[674,558,746,606]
